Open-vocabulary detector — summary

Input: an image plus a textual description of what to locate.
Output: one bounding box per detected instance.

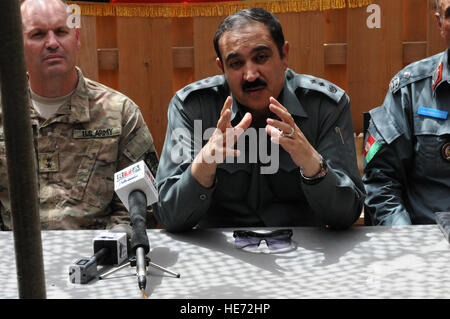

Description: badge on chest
[39,152,59,172]
[442,142,450,162]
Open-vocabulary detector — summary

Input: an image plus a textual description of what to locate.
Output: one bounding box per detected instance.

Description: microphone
[114,161,158,293]
[69,224,131,284]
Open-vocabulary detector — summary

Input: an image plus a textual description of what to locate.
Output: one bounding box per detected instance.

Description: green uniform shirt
[154,69,365,232]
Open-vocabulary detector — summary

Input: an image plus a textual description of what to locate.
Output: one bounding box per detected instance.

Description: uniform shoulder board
[389,51,444,94]
[292,72,345,104]
[176,75,225,102]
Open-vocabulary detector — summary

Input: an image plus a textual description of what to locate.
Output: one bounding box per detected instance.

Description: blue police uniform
[363,49,450,225]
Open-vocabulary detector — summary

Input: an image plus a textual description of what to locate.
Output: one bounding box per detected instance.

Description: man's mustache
[242,78,267,91]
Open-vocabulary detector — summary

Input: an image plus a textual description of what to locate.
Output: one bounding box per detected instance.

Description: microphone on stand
[114,161,158,296]
[68,224,131,284]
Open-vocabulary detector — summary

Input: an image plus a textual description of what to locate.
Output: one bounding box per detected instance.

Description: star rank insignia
[389,76,400,92]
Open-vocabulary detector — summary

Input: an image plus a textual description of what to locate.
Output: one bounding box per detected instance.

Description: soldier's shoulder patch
[123,125,154,162]
[293,73,345,104]
[176,75,225,102]
[432,61,443,91]
[82,76,131,107]
[389,51,445,93]
[363,132,382,165]
[362,122,388,170]
[369,107,402,145]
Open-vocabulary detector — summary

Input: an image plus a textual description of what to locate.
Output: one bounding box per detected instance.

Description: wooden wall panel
[403,0,427,42]
[116,17,173,155]
[279,12,325,78]
[97,16,119,90]
[84,0,449,155]
[76,15,98,81]
[193,16,223,80]
[347,0,403,133]
[324,9,347,91]
[172,18,194,92]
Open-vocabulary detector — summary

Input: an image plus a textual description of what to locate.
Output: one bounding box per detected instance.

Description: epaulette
[388,51,444,93]
[176,75,225,102]
[289,70,345,104]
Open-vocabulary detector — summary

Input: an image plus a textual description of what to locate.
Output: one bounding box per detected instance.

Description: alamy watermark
[66,4,81,29]
[366,4,381,29]
[170,121,280,174]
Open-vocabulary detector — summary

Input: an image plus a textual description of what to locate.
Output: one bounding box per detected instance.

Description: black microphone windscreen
[128,190,150,254]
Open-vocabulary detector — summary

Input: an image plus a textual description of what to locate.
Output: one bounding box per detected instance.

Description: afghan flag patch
[364,134,381,164]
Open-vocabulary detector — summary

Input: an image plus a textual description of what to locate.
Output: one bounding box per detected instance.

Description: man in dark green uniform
[363,0,450,225]
[154,7,364,232]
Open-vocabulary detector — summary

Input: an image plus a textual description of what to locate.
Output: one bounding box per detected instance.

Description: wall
[75,0,447,155]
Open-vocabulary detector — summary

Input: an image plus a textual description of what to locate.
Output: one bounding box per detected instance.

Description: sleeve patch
[364,134,381,164]
[123,126,154,162]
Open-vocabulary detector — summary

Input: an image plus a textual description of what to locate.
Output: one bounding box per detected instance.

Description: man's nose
[243,62,260,82]
[45,31,59,50]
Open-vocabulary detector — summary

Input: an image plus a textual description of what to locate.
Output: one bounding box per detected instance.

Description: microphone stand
[99,256,180,280]
[100,190,180,298]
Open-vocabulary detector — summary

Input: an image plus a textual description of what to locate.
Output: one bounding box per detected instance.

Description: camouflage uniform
[363,49,450,225]
[0,67,159,230]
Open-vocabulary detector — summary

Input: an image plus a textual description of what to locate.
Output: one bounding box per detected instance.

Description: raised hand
[191,96,252,187]
[265,96,322,177]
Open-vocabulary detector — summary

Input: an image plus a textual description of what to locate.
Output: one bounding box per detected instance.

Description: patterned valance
[68,0,373,18]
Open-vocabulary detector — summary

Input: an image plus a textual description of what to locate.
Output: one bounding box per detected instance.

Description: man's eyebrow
[25,24,69,33]
[23,27,42,34]
[224,45,273,63]
[225,52,241,63]
[251,45,272,54]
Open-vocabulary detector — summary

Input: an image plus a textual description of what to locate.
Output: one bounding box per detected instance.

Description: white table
[1,225,449,299]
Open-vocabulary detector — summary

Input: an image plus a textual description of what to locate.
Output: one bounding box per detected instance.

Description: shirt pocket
[66,127,122,209]
[413,115,450,179]
[68,138,116,209]
[214,163,251,202]
[414,134,450,178]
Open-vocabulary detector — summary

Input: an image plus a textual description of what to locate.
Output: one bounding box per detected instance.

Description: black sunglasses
[233,229,293,252]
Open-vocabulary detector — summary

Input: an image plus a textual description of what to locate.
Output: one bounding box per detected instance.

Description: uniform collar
[432,48,450,92]
[229,70,308,125]
[282,70,308,119]
[29,67,91,125]
[67,67,90,123]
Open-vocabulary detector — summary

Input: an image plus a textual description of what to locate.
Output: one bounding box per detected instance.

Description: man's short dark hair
[213,7,285,63]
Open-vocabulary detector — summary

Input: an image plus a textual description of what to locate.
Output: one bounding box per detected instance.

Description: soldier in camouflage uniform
[362,0,450,225]
[0,0,158,230]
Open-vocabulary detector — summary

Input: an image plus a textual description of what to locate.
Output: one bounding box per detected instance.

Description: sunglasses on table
[232,229,294,253]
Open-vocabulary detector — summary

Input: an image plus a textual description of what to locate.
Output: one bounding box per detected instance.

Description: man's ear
[281,41,290,69]
[436,12,442,29]
[216,57,224,72]
[75,28,81,51]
